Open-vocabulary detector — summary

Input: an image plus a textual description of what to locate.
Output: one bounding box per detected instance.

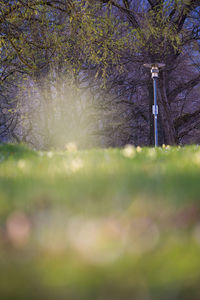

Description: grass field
[1,143,200,300]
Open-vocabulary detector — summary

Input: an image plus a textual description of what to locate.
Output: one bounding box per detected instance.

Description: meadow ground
[0,143,200,300]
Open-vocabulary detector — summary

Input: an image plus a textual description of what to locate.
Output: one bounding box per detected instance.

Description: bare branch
[168,74,200,102]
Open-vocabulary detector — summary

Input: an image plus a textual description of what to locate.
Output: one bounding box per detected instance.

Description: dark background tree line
[0,0,200,149]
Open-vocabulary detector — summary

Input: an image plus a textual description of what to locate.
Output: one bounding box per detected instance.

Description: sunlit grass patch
[1,144,200,299]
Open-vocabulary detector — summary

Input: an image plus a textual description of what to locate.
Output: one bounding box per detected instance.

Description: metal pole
[153,77,158,147]
[143,63,165,147]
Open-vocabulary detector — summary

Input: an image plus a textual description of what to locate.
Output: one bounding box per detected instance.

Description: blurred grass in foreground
[0,143,200,300]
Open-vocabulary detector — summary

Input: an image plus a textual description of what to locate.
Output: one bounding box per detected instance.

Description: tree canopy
[0,0,200,147]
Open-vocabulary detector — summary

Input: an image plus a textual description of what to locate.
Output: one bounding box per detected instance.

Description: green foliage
[0,143,37,159]
[1,0,198,82]
[1,144,200,299]
[68,1,130,78]
[129,1,182,58]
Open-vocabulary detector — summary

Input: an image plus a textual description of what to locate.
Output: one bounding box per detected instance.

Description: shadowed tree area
[0,0,200,148]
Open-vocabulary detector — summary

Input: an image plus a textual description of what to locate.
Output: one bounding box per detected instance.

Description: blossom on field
[122,145,136,158]
[47,151,53,158]
[6,211,30,248]
[67,216,125,264]
[193,223,200,245]
[192,152,200,166]
[162,144,171,151]
[65,142,77,152]
[136,146,142,153]
[147,148,156,159]
[70,158,84,172]
[17,159,26,169]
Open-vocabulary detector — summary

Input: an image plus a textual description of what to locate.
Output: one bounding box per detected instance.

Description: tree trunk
[148,81,154,146]
[158,72,176,145]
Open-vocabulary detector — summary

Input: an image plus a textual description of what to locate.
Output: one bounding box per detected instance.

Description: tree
[84,0,200,145]
[1,0,200,147]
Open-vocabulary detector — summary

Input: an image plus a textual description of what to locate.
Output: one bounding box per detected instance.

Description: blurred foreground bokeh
[1,144,200,300]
